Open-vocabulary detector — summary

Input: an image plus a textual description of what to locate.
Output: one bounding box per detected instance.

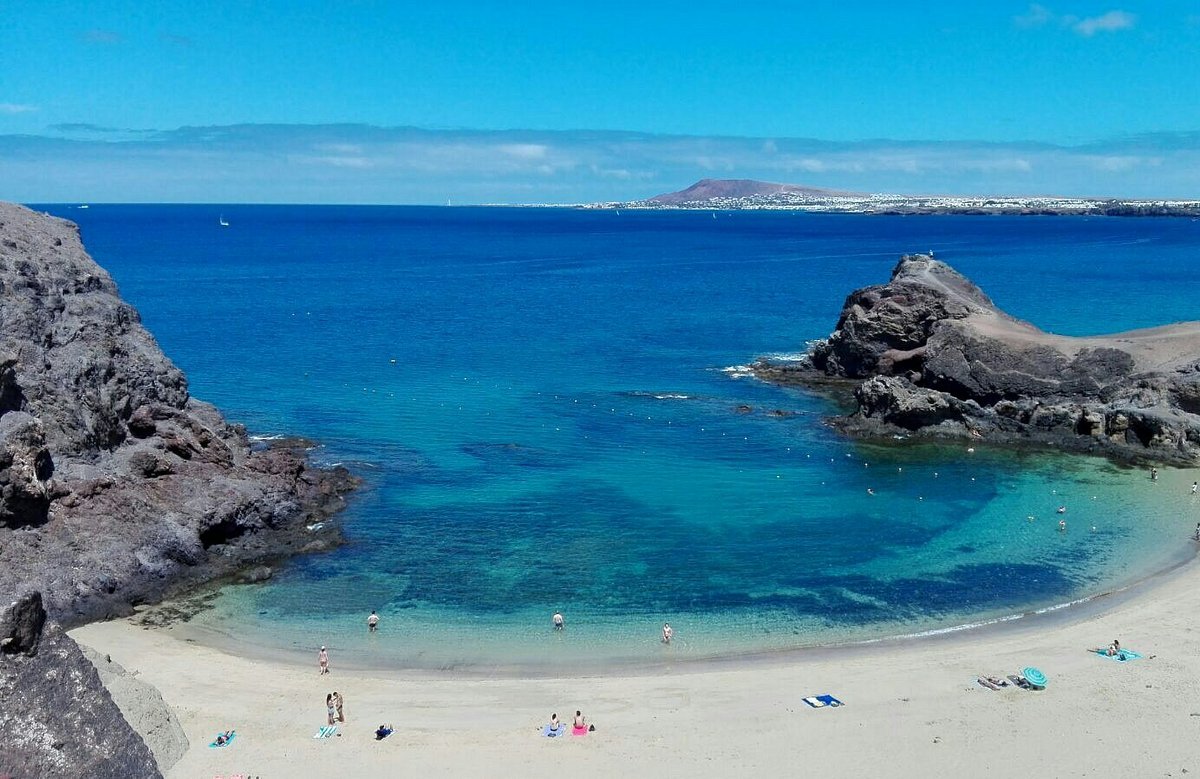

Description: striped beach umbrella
[1022,666,1048,688]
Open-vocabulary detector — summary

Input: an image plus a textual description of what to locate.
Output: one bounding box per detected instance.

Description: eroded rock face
[0,203,358,625]
[0,593,162,779]
[756,255,1200,462]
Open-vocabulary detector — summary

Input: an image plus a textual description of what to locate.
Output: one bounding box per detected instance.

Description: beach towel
[803,695,844,708]
[313,725,338,739]
[542,724,564,738]
[1095,649,1143,662]
[208,731,236,748]
[572,725,588,736]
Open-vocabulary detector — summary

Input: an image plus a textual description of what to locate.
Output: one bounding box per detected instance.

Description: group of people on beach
[545,710,594,736]
[325,692,346,725]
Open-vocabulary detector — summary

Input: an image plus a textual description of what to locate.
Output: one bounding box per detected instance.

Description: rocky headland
[0,201,358,774]
[0,202,358,625]
[753,254,1200,463]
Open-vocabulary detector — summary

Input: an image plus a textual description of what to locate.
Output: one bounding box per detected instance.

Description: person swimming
[1058,519,1067,532]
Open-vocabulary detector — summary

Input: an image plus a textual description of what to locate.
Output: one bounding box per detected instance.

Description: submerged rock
[754,254,1200,463]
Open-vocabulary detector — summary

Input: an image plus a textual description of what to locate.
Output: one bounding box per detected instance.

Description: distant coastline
[585,178,1200,216]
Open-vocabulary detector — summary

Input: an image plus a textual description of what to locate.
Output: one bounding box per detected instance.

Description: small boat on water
[219,215,230,227]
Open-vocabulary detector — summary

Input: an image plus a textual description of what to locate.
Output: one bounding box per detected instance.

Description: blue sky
[2,2,1199,202]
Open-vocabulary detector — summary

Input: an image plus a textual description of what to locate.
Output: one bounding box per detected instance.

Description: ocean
[42,204,1200,671]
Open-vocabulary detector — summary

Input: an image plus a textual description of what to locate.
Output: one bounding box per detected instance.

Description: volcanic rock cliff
[753,255,1200,463]
[0,202,357,624]
[0,592,163,779]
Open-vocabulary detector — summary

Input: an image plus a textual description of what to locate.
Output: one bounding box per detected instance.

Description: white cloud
[1015,6,1136,36]
[497,143,548,160]
[2,124,1198,203]
[0,103,38,114]
[1015,4,1053,28]
[1071,10,1136,36]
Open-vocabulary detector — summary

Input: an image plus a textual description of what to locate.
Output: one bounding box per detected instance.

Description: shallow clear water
[41,205,1200,670]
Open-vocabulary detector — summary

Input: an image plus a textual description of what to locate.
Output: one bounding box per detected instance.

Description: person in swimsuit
[215,730,233,746]
[552,612,564,630]
[573,711,586,729]
[548,713,561,732]
[326,693,336,725]
[318,646,329,675]
[334,691,345,723]
[375,723,394,740]
[367,611,379,632]
[662,623,673,644]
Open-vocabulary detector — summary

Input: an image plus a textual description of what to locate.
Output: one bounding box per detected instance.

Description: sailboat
[218,214,230,227]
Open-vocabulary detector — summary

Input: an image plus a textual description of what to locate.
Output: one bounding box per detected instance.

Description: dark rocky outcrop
[0,592,162,779]
[0,202,358,625]
[753,254,1200,463]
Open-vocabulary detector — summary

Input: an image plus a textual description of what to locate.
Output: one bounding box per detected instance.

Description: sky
[1,1,1199,203]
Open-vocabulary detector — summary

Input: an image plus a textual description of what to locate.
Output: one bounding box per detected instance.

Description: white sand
[72,557,1200,779]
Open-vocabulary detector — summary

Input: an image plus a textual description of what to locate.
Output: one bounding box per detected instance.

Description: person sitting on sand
[574,711,586,729]
[549,713,561,732]
[662,623,673,644]
[375,723,394,740]
[367,611,379,632]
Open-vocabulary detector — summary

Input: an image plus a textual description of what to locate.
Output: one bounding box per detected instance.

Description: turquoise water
[43,205,1200,670]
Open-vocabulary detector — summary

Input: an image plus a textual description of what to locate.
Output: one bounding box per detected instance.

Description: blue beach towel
[803,694,844,708]
[313,725,338,739]
[542,724,565,738]
[208,731,236,748]
[1095,649,1143,662]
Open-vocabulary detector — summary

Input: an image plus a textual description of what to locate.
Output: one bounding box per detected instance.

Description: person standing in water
[1191,481,1197,495]
[367,610,379,632]
[1151,467,1159,481]
[552,611,564,631]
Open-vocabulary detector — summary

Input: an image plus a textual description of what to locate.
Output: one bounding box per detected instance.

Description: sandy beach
[72,552,1200,779]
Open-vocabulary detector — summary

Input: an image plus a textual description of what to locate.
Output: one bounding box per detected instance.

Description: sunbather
[215,730,234,746]
[375,723,393,740]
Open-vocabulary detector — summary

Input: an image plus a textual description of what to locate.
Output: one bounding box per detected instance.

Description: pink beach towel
[572,725,588,736]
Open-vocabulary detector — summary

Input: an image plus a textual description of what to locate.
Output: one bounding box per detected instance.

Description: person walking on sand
[552,611,564,631]
[334,691,345,723]
[318,646,329,675]
[367,611,379,632]
[326,693,336,726]
[662,623,673,644]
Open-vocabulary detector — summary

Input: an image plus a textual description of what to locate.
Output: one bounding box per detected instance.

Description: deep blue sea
[41,205,1200,670]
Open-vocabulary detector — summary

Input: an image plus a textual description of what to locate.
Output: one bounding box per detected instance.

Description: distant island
[589,178,1200,216]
